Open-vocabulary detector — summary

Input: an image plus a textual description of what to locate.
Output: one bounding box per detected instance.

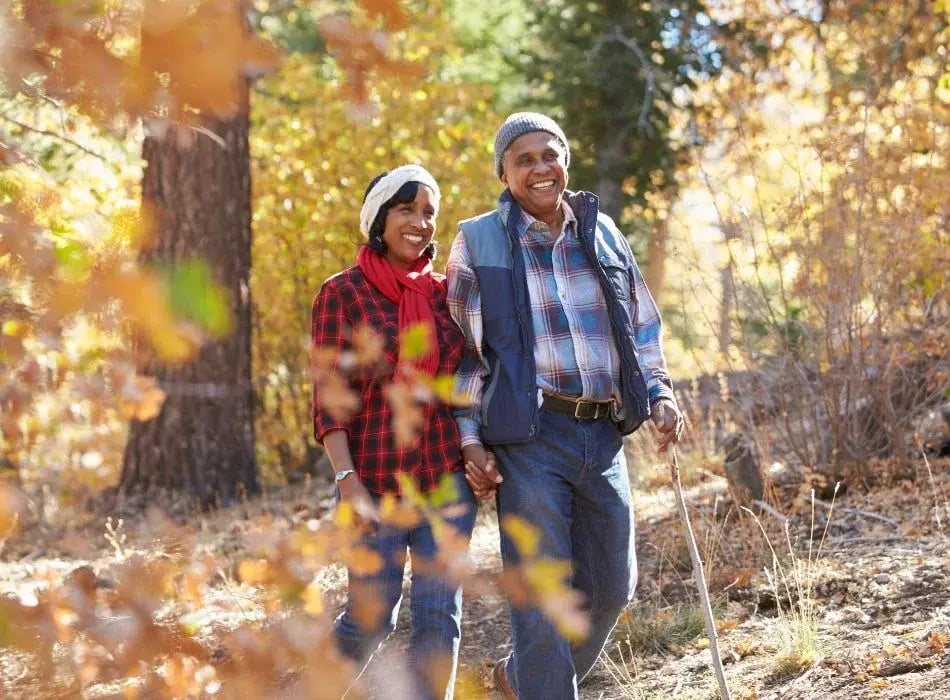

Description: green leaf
[427,471,460,509]
[163,260,232,336]
[53,240,90,282]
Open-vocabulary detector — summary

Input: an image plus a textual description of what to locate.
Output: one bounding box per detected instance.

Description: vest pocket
[601,260,632,305]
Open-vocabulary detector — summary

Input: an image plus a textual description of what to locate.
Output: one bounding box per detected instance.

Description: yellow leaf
[132,376,166,422]
[1,321,26,337]
[396,472,423,505]
[237,558,271,585]
[335,500,356,529]
[502,514,540,558]
[524,559,572,594]
[379,492,422,528]
[399,323,431,361]
[301,580,324,616]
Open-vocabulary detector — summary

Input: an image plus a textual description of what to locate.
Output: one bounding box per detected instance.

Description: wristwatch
[334,469,355,483]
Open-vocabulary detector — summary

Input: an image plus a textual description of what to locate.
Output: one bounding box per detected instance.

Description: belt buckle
[572,398,613,420]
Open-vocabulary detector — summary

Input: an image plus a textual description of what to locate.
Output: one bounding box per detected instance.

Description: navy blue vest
[457,190,652,444]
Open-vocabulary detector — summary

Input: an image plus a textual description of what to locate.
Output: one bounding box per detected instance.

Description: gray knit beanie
[493,112,570,177]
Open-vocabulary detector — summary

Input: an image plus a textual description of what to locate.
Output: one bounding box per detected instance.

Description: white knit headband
[359,164,441,238]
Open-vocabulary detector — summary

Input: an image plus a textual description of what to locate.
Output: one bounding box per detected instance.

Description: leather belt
[542,393,613,420]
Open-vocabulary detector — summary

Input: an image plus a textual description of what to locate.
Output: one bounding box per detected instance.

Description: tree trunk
[718,222,740,354]
[593,136,625,220]
[644,214,669,306]
[119,109,258,506]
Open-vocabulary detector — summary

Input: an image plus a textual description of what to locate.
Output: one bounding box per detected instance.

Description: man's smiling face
[501,131,568,221]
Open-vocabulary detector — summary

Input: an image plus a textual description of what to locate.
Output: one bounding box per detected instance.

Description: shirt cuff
[648,384,676,407]
[456,417,482,448]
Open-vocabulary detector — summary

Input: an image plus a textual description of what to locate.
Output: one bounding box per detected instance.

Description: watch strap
[334,469,356,483]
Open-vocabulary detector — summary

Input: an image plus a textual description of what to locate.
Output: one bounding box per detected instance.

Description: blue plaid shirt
[447,201,674,448]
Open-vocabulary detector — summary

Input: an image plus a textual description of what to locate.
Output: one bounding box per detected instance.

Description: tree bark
[593,136,625,220]
[718,222,740,354]
[644,214,669,306]
[119,108,258,506]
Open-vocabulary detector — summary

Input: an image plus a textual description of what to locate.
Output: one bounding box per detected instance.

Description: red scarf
[357,246,440,378]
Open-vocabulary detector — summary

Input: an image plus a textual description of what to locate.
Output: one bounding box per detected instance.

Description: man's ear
[500,169,508,186]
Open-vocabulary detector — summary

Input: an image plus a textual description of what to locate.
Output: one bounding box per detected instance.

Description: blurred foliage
[0,0,282,498]
[0,0,444,497]
[1,0,279,126]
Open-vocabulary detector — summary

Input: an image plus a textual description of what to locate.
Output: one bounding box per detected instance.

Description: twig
[670,446,732,700]
[825,536,908,551]
[0,114,107,160]
[915,434,946,531]
[589,28,657,135]
[751,499,788,523]
[191,124,229,149]
[760,657,825,700]
[813,498,899,528]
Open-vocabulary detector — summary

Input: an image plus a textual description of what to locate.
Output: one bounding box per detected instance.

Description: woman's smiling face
[381,184,438,270]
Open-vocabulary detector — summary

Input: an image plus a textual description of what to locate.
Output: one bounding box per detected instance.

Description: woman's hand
[337,473,381,525]
[322,430,380,524]
[462,444,503,501]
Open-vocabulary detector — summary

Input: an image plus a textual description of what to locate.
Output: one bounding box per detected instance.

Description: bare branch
[0,114,107,160]
[590,28,657,135]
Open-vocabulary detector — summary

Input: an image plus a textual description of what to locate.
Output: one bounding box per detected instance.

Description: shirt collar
[517,199,577,237]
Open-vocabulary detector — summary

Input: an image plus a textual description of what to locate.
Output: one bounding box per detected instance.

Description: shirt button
[633,370,641,376]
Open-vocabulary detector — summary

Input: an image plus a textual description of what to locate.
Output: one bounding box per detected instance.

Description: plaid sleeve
[626,254,676,405]
[446,231,488,448]
[311,280,350,441]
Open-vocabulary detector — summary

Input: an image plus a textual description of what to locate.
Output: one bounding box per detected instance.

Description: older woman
[311,165,484,699]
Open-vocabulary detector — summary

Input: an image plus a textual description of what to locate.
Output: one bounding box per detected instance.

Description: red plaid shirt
[311,265,465,495]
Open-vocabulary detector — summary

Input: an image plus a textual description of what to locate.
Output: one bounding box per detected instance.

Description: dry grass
[743,485,838,676]
[612,602,707,657]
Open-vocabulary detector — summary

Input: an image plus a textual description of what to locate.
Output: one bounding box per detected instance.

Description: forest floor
[1,454,948,699]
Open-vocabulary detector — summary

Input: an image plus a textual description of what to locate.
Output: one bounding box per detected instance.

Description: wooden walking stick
[670,445,732,700]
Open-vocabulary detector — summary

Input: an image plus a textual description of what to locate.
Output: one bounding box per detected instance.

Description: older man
[446,112,683,699]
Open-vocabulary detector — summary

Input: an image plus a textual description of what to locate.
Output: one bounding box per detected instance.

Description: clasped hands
[462,399,684,500]
[462,444,503,501]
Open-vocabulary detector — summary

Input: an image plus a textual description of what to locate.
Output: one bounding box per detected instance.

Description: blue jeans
[494,407,636,699]
[332,471,477,700]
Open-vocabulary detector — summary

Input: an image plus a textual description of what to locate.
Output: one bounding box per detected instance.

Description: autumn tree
[508,0,744,302]
[116,0,287,504]
[0,0,276,502]
[669,0,948,472]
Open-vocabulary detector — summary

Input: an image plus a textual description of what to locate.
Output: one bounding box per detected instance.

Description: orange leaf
[356,0,409,30]
[345,544,384,577]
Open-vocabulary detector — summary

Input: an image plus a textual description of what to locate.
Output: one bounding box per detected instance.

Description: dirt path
[367,469,950,699]
[2,466,948,699]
